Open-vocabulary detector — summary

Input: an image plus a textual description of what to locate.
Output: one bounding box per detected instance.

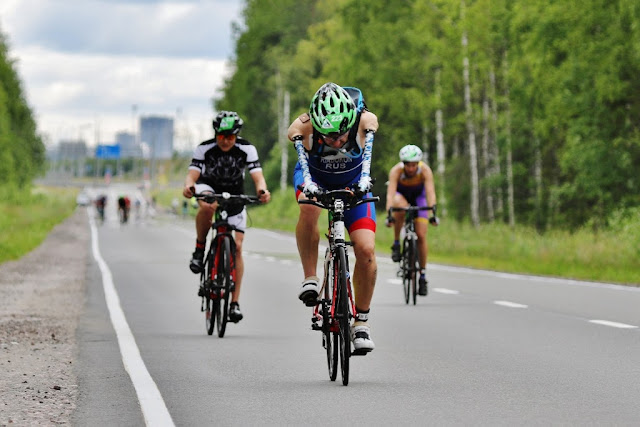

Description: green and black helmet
[213,111,243,136]
[309,83,356,135]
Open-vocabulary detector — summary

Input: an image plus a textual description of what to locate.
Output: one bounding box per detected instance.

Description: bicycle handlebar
[192,191,262,207]
[298,187,379,211]
[388,206,433,214]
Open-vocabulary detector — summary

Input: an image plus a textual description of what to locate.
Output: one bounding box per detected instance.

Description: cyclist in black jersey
[183,111,271,323]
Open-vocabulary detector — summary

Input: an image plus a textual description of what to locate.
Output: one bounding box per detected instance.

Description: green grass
[0,186,78,264]
[152,186,640,286]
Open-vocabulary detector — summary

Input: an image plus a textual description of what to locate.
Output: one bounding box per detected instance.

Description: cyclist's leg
[389,192,409,241]
[293,168,322,303]
[193,184,215,242]
[348,228,377,310]
[228,208,247,304]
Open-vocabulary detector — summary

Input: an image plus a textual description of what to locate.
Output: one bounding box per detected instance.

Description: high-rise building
[57,140,88,160]
[139,116,174,160]
[116,131,140,158]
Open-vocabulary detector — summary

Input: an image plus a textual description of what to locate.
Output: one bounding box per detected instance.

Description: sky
[0,0,244,151]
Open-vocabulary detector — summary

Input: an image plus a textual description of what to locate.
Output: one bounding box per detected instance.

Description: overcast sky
[0,0,243,150]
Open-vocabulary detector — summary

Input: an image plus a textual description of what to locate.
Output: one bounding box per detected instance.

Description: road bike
[193,191,261,337]
[388,206,433,305]
[301,188,379,386]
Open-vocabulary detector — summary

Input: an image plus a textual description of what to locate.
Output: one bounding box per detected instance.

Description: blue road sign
[95,144,121,159]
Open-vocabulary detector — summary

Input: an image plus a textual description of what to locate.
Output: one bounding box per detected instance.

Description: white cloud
[17,47,231,148]
[0,0,243,150]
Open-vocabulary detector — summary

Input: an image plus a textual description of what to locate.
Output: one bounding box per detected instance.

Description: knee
[354,241,376,264]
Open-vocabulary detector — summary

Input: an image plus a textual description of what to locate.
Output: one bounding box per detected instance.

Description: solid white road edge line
[88,210,175,427]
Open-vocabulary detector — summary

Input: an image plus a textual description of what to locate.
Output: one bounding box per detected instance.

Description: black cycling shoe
[391,243,401,262]
[229,303,243,323]
[418,277,428,296]
[189,250,204,274]
[197,285,206,297]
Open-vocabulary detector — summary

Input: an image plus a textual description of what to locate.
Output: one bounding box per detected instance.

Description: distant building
[116,131,141,158]
[57,140,88,160]
[140,116,174,160]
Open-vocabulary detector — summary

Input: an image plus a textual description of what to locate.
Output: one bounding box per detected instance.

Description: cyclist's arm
[422,164,437,207]
[385,164,402,211]
[356,111,378,192]
[287,113,313,150]
[183,169,200,198]
[249,169,271,203]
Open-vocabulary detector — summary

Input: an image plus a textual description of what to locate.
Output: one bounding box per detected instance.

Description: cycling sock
[420,269,426,279]
[355,307,369,322]
[195,239,206,251]
[230,301,239,308]
[393,240,400,246]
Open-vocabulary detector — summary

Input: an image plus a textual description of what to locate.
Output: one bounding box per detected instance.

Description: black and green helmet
[309,83,356,135]
[213,111,243,136]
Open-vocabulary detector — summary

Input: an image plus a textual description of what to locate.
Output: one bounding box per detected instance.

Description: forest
[215,0,640,232]
[0,32,44,194]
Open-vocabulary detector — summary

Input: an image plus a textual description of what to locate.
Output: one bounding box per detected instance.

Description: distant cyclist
[95,194,107,223]
[117,195,130,223]
[182,111,271,323]
[385,144,439,296]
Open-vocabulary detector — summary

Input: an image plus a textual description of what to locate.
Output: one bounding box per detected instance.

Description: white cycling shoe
[298,276,320,307]
[351,321,375,354]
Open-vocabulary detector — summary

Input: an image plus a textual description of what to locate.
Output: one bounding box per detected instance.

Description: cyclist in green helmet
[289,82,379,353]
[385,144,439,296]
[183,110,271,323]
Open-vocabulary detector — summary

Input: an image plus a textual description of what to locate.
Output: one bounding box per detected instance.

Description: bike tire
[408,238,418,305]
[336,246,350,386]
[204,252,216,335]
[217,237,232,338]
[324,254,338,381]
[402,238,411,304]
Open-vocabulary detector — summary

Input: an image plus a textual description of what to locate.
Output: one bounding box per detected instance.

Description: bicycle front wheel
[401,238,411,304]
[217,237,232,338]
[324,254,338,381]
[336,246,351,386]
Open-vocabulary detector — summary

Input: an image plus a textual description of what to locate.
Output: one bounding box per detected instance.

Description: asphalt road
[73,185,640,426]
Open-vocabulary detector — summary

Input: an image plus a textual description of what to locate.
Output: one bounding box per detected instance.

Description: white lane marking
[433,288,460,295]
[265,256,276,262]
[589,320,638,329]
[88,210,175,427]
[494,300,528,309]
[388,278,402,285]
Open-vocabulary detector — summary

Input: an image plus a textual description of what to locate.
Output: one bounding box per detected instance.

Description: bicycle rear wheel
[217,237,232,338]
[408,239,418,305]
[336,246,351,386]
[324,255,338,381]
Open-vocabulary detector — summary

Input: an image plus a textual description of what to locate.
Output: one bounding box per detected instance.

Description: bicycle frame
[302,188,379,385]
[193,192,260,337]
[389,206,432,305]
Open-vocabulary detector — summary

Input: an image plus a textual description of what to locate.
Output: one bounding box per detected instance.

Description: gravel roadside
[0,208,89,426]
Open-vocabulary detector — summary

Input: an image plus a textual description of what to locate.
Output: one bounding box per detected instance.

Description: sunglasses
[322,131,348,142]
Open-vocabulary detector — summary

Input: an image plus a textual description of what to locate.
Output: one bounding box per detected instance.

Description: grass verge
[0,186,78,264]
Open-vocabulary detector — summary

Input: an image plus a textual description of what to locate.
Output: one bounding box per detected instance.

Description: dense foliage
[215,0,640,231]
[0,30,44,190]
